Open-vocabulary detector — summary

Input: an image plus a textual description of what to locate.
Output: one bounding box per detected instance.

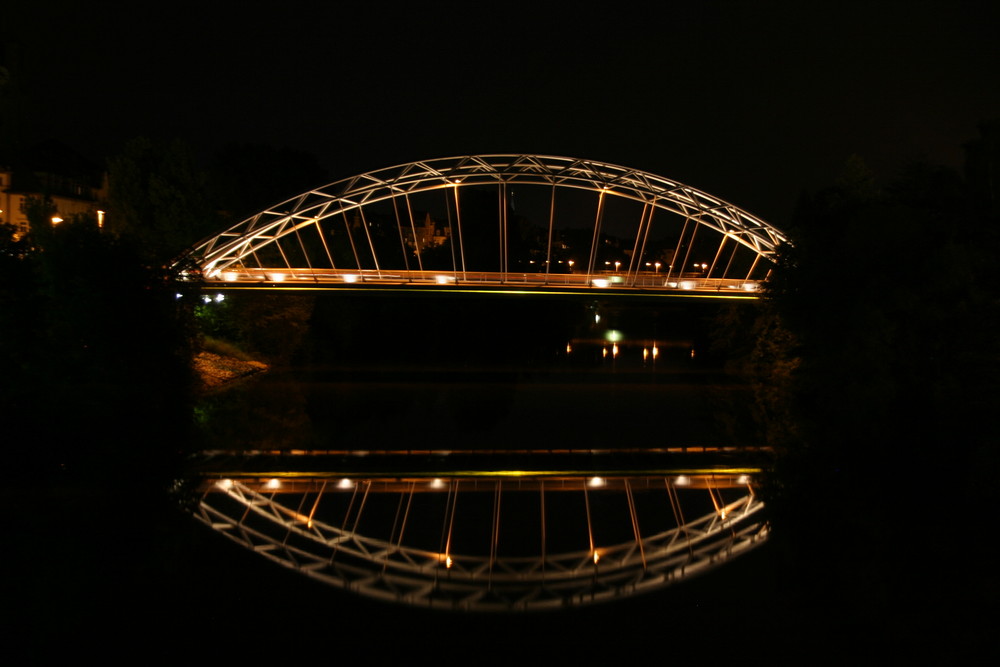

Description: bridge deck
[187,268,762,296]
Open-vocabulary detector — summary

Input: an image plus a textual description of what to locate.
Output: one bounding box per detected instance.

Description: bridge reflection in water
[192,448,769,611]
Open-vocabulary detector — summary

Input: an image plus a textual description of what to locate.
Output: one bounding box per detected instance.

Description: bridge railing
[192,268,761,294]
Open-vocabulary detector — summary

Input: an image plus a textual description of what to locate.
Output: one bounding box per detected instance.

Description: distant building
[410,211,450,249]
[0,140,108,238]
[345,210,450,249]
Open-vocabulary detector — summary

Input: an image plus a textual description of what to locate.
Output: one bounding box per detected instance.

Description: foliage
[107,137,217,264]
[772,161,998,464]
[752,157,1000,638]
[0,206,197,480]
[194,291,315,366]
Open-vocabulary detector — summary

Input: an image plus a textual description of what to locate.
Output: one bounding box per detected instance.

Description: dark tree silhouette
[107,137,216,264]
[753,157,1000,652]
[1,198,197,480]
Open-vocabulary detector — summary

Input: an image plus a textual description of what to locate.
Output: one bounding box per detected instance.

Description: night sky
[4,1,999,223]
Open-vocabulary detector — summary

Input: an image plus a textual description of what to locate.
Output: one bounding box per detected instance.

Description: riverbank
[194,350,268,390]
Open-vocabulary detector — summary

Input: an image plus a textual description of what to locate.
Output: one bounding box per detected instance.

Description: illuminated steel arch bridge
[178,155,787,296]
[193,447,770,611]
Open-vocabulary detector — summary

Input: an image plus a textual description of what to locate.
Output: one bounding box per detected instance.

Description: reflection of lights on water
[214,293,225,302]
[643,348,648,360]
[652,345,659,358]
[690,348,696,359]
[198,469,769,610]
[602,347,608,358]
[612,343,619,358]
[566,343,572,354]
[594,313,601,324]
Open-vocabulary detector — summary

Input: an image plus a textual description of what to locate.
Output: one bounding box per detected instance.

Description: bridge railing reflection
[193,461,769,611]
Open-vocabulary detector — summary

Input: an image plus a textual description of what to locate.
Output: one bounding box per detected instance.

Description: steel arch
[179,155,787,292]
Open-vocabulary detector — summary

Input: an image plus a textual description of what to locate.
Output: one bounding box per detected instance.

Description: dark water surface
[197,293,756,453]
[169,294,789,657]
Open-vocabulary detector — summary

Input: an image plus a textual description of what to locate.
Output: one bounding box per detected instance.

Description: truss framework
[179,155,787,292]
[195,474,769,611]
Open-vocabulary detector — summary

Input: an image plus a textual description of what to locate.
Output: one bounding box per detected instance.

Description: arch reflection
[193,449,769,611]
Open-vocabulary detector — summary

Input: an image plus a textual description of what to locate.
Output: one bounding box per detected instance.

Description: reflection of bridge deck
[192,446,773,479]
[191,447,771,611]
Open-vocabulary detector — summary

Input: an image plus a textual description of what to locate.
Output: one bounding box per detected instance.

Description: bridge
[192,448,770,611]
[177,155,787,296]
[184,155,781,609]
